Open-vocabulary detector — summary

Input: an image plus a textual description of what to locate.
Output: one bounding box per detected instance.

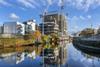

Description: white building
[3,22,25,38]
[23,20,36,34]
[16,22,25,35]
[3,22,16,34]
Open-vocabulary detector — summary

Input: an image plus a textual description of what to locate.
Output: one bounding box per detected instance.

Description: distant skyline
[0,0,100,33]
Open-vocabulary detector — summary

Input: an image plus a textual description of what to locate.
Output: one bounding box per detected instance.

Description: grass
[0,34,60,48]
[0,38,34,48]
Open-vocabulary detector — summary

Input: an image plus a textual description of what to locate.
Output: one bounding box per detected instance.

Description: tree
[34,30,41,42]
[41,35,49,46]
[50,33,59,47]
[79,28,95,37]
[33,30,42,51]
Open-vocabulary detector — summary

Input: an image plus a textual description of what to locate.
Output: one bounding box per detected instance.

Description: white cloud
[79,16,85,20]
[17,0,41,9]
[40,0,57,7]
[9,13,19,20]
[58,0,62,6]
[17,0,35,8]
[68,16,80,32]
[19,7,26,11]
[28,0,40,7]
[0,0,100,12]
[58,0,65,7]
[74,26,79,29]
[0,0,11,6]
[70,15,91,21]
[40,0,47,6]
[87,15,92,19]
[68,15,90,32]
[71,16,79,21]
[65,0,100,12]
[47,0,52,5]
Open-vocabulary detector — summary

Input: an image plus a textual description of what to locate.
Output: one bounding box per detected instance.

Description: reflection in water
[0,46,37,65]
[0,42,68,67]
[0,43,100,67]
[68,43,100,67]
[81,52,100,67]
[16,50,36,64]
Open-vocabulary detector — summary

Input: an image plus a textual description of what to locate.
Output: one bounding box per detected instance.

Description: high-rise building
[3,22,25,35]
[0,26,3,34]
[40,13,67,35]
[23,20,36,34]
[3,22,17,34]
[39,22,59,35]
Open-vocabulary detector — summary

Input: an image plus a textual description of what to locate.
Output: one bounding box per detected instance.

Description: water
[0,44,100,67]
[67,43,100,67]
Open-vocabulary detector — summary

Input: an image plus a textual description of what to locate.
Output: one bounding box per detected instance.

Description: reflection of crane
[92,57,95,67]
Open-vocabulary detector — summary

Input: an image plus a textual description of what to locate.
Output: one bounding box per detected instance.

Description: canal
[0,43,100,67]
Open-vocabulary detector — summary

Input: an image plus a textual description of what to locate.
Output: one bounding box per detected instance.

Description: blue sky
[0,0,100,33]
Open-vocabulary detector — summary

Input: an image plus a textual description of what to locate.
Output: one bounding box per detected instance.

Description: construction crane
[59,0,64,36]
[39,2,51,35]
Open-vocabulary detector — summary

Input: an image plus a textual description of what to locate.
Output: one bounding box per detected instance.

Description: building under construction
[39,12,67,35]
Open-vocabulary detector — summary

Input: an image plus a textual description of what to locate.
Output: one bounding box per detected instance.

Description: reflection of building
[40,13,67,35]
[23,20,36,34]
[16,51,36,64]
[0,52,16,64]
[0,51,36,64]
[27,50,36,59]
[59,42,67,64]
[16,52,25,64]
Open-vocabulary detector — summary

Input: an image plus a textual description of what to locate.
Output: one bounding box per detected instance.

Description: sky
[0,0,100,34]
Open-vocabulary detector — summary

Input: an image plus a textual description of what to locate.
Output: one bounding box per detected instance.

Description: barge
[73,35,100,53]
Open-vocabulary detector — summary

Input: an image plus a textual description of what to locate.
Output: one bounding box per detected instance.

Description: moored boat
[73,34,100,53]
